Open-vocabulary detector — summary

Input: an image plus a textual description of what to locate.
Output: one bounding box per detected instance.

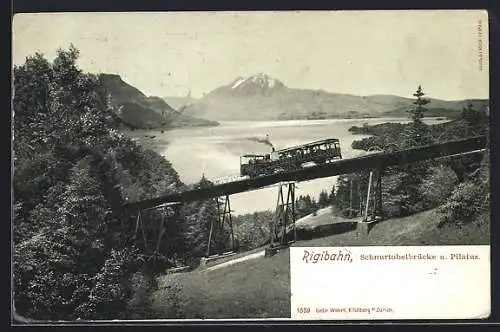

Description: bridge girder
[123,136,487,212]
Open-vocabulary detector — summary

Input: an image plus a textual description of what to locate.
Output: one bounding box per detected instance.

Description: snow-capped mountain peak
[247,73,280,88]
[227,73,285,94]
[230,77,245,89]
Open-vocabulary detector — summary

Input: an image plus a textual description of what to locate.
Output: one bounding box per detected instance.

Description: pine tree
[405,85,431,147]
[318,190,329,208]
[328,186,336,206]
[410,85,430,124]
[460,102,487,136]
[333,175,351,215]
[396,86,434,215]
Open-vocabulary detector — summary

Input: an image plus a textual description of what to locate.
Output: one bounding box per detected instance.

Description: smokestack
[265,134,275,152]
[246,134,275,152]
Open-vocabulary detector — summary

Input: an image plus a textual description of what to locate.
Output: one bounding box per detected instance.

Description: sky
[13,10,489,100]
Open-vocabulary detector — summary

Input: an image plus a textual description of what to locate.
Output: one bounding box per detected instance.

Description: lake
[129,117,449,215]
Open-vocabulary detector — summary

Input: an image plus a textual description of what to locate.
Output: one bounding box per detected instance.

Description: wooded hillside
[12,46,224,320]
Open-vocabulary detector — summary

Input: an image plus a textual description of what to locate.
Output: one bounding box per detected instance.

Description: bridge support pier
[358,168,384,235]
[134,204,180,255]
[267,182,296,256]
[362,171,374,222]
[134,210,146,249]
[206,195,234,257]
[375,168,383,219]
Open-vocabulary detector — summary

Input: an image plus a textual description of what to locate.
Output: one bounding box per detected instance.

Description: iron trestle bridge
[124,136,487,210]
[123,135,487,257]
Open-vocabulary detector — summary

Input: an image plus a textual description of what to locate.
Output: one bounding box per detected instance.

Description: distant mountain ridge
[99,74,218,129]
[219,73,287,96]
[165,74,489,121]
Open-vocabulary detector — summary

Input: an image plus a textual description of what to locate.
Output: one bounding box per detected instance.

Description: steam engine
[240,138,342,178]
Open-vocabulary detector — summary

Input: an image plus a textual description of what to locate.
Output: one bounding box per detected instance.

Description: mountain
[210,73,287,97]
[163,96,198,111]
[177,74,489,121]
[99,74,218,129]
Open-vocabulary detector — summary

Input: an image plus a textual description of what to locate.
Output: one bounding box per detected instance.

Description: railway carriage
[240,138,342,177]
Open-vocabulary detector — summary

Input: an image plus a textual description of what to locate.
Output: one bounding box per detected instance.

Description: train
[240,138,343,177]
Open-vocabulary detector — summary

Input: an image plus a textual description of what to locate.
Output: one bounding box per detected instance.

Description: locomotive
[240,138,342,178]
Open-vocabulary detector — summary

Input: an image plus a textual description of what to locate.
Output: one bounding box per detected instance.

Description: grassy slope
[150,208,489,319]
[152,250,290,319]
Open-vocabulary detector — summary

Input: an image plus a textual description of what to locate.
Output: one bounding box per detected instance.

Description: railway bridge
[123,135,487,258]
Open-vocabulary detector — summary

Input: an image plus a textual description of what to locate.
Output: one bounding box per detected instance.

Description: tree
[439,145,490,228]
[419,165,459,209]
[13,46,191,320]
[393,86,434,214]
[409,85,430,124]
[460,102,488,137]
[333,175,353,217]
[295,194,317,219]
[328,186,336,206]
[76,248,138,320]
[404,85,431,148]
[318,190,329,208]
[462,103,477,125]
[181,176,230,258]
[232,210,274,251]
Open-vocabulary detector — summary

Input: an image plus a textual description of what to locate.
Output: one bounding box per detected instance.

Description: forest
[335,86,490,234]
[13,47,227,320]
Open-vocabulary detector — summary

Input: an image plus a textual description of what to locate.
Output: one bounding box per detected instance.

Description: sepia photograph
[12,10,490,322]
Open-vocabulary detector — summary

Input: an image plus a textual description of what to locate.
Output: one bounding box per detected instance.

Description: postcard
[12,10,490,323]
